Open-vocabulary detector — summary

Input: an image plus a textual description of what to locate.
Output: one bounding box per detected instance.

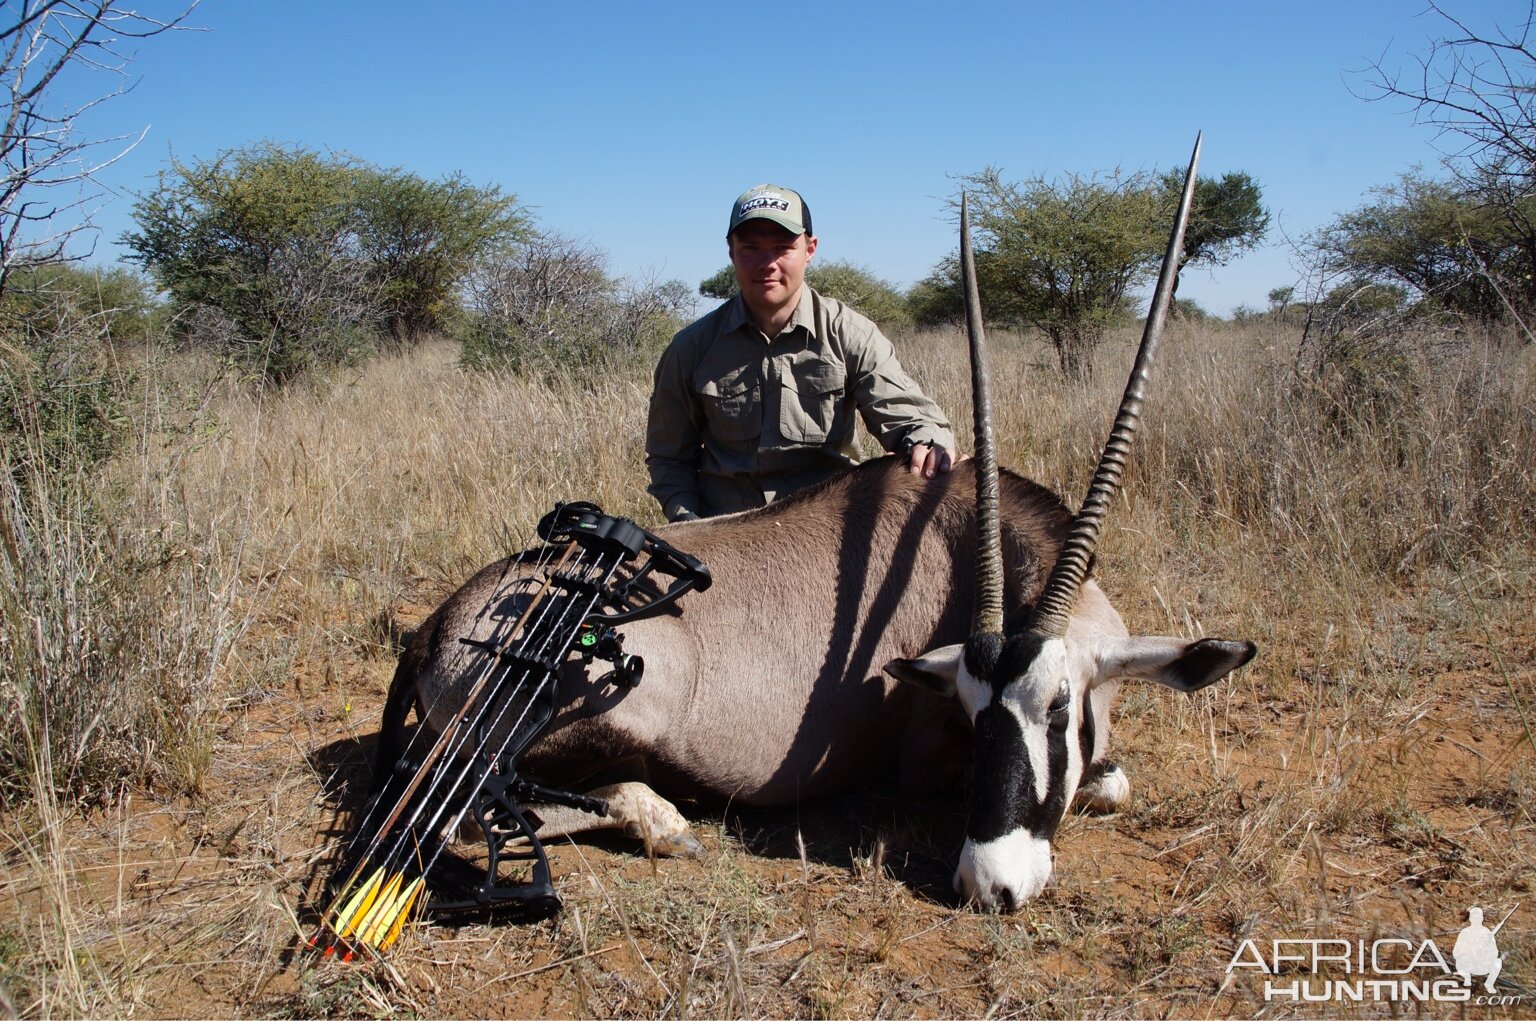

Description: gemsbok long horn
[960,193,1004,639]
[1028,132,1203,638]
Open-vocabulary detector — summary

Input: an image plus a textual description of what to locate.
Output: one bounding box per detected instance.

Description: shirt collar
[789,286,816,337]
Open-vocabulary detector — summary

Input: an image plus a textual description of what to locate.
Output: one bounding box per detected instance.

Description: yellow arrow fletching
[376,876,425,952]
[355,872,404,947]
[329,867,385,938]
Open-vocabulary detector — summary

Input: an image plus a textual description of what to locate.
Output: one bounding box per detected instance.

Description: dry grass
[1,321,1533,1017]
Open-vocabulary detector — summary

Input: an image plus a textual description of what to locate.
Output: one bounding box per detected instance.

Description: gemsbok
[378,135,1256,911]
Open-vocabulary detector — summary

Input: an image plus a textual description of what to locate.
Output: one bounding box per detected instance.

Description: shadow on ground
[305,722,972,916]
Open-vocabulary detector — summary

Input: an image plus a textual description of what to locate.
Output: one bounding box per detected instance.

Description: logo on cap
[740,195,791,215]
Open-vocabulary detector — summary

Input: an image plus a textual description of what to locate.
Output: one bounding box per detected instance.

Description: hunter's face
[729,220,817,321]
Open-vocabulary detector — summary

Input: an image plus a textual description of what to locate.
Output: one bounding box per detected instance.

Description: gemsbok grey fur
[379,135,1257,910]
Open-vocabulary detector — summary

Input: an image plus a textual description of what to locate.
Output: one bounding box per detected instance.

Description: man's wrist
[897,433,935,457]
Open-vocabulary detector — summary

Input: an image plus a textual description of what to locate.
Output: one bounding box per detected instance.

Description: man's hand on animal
[900,438,957,479]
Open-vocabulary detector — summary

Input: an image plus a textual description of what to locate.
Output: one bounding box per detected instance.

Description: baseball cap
[727,184,813,237]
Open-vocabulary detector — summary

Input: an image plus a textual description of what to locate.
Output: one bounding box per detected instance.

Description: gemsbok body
[379,135,1256,910]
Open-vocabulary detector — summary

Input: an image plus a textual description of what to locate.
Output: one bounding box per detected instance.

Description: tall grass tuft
[0,356,244,807]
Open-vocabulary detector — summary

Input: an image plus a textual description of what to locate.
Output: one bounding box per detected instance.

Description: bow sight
[309,502,710,958]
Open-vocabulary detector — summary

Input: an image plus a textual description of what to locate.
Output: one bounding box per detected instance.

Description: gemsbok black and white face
[890,630,1256,910]
[886,135,1257,911]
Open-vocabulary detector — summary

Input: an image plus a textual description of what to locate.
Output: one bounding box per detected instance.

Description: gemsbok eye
[1047,692,1071,715]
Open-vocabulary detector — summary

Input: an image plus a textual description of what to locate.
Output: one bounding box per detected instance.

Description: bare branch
[1359,2,1536,183]
[0,1,197,298]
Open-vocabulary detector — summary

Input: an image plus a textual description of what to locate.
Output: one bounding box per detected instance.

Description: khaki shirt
[646,287,956,520]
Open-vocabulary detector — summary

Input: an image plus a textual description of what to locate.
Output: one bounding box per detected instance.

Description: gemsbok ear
[1095,637,1258,693]
[883,644,965,697]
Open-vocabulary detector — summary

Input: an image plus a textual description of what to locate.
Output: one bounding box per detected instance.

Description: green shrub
[0,263,154,344]
[698,260,913,332]
[0,271,141,482]
[807,261,912,332]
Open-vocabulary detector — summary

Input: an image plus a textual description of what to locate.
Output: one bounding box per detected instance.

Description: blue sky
[38,0,1528,315]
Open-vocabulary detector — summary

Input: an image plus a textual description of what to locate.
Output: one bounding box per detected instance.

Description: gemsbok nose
[955,832,1053,911]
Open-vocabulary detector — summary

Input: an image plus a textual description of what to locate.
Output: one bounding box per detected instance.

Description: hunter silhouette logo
[1226,902,1523,1005]
[1453,905,1511,993]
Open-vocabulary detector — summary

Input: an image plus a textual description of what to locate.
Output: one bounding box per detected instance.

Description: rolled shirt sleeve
[840,314,956,455]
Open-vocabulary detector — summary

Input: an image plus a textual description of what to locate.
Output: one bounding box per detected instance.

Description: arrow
[309,868,426,958]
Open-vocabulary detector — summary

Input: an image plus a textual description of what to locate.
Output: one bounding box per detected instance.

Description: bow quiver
[311,502,711,958]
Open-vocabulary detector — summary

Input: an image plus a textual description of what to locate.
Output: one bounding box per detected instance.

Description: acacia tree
[960,169,1164,380]
[1169,171,1271,269]
[125,144,529,382]
[355,169,527,347]
[1357,2,1536,333]
[929,168,1267,379]
[1312,170,1525,322]
[124,144,378,383]
[0,1,194,300]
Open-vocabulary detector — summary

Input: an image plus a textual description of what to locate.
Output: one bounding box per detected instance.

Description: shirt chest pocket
[695,371,761,444]
[778,362,845,444]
